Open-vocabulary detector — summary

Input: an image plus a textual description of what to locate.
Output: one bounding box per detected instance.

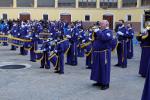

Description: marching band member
[141,23,150,100]
[29,27,39,62]
[77,29,85,57]
[10,22,19,50]
[90,20,115,90]
[115,20,128,68]
[54,34,65,74]
[1,20,9,46]
[19,22,29,55]
[136,22,150,77]
[65,26,78,66]
[40,39,51,69]
[126,23,134,59]
[81,33,93,69]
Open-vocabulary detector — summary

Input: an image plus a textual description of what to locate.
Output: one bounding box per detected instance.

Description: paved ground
[0,45,145,100]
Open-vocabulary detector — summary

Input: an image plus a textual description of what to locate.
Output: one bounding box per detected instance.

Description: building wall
[0,8,144,21]
[0,8,146,32]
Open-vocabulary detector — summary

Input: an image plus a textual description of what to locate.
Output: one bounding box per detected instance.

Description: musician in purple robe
[115,20,128,68]
[126,23,134,59]
[137,22,150,77]
[141,59,150,100]
[90,20,113,90]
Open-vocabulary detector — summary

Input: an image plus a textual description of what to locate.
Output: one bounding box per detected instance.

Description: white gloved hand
[75,33,78,35]
[94,28,99,33]
[35,35,38,37]
[43,49,46,51]
[55,40,57,42]
[50,33,53,35]
[89,38,92,41]
[117,31,124,36]
[7,31,10,34]
[82,40,85,43]
[66,35,71,38]
[54,50,57,53]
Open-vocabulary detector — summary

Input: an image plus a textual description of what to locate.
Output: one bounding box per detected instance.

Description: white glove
[50,33,53,35]
[43,49,46,51]
[82,40,85,43]
[117,31,124,36]
[89,33,92,36]
[7,31,10,34]
[35,35,38,37]
[66,35,71,38]
[55,40,57,42]
[141,29,147,35]
[94,28,99,33]
[49,38,53,41]
[89,38,92,41]
[54,50,57,53]
[113,36,116,39]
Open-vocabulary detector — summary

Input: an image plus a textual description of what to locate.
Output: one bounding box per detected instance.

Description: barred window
[43,14,49,20]
[37,0,55,7]
[141,0,150,7]
[3,14,8,20]
[100,0,118,8]
[0,0,13,7]
[58,0,76,8]
[79,0,96,8]
[127,15,132,21]
[122,0,137,7]
[17,0,34,7]
[85,15,90,21]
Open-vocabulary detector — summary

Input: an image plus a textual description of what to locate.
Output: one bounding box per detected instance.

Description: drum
[49,51,58,68]
[9,37,31,47]
[80,41,92,57]
[39,33,50,39]
[35,50,43,61]
[0,35,8,42]
[24,41,32,50]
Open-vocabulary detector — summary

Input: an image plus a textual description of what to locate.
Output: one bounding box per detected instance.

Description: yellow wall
[0,8,145,22]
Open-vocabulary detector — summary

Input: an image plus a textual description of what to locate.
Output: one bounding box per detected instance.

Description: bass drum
[49,52,58,68]
[35,50,43,62]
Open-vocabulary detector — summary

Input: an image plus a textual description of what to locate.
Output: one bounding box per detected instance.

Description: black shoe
[122,65,127,68]
[45,66,50,69]
[54,68,58,71]
[101,84,109,90]
[93,83,102,86]
[40,66,44,68]
[141,75,146,78]
[54,70,60,73]
[30,60,36,62]
[71,64,77,66]
[54,70,64,74]
[114,64,121,67]
[86,67,91,69]
[59,72,64,74]
[65,63,71,65]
